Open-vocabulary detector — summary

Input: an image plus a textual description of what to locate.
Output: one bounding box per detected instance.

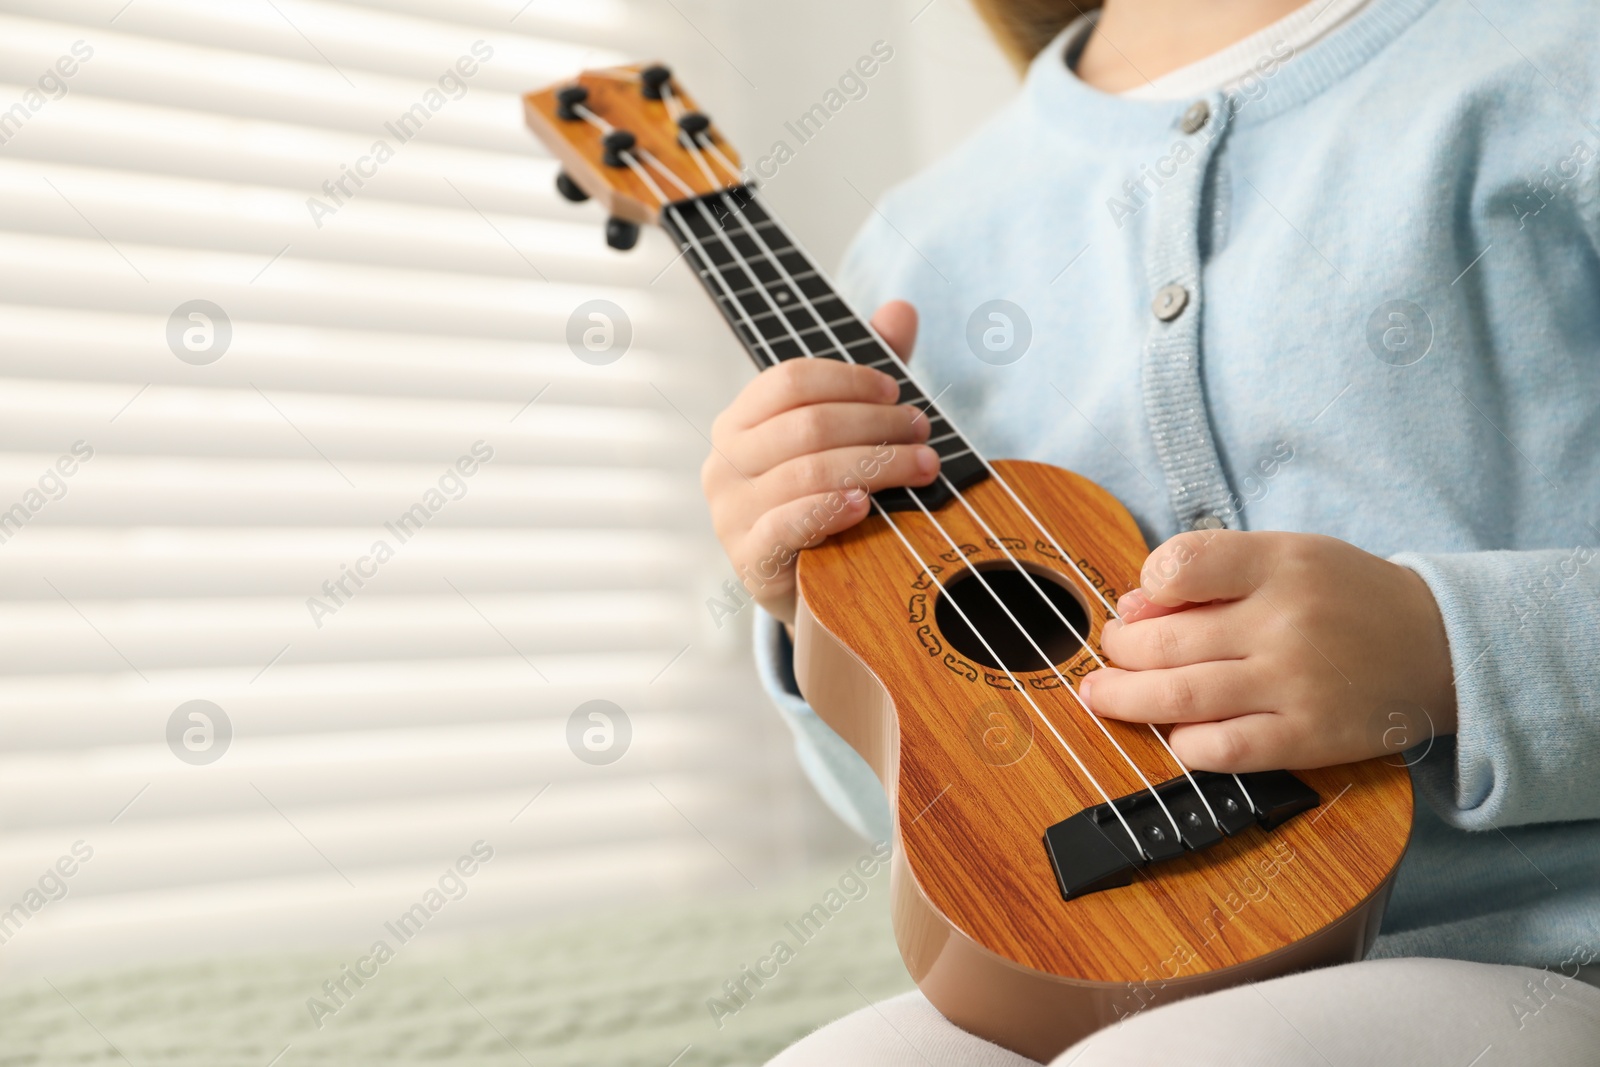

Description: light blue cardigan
[754,0,1600,971]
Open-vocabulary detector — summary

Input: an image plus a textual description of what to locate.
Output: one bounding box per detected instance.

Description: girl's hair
[970,0,1101,69]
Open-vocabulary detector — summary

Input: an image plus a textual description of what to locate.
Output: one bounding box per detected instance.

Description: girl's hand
[701,301,938,628]
[1081,530,1458,772]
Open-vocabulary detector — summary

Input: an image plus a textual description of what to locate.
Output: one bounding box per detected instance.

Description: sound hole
[934,566,1088,673]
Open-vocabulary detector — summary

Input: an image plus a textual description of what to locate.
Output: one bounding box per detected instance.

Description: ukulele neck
[659,185,988,513]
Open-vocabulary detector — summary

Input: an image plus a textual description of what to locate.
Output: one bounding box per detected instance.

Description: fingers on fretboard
[663,187,986,510]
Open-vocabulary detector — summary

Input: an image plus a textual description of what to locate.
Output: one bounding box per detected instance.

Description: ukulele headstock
[524,64,744,249]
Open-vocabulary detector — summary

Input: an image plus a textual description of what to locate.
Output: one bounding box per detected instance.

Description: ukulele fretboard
[660,186,987,512]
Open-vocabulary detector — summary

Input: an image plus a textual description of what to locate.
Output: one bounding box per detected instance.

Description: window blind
[0,0,817,978]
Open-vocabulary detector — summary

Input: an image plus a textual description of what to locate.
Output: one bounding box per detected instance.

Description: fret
[765,338,807,362]
[804,295,852,320]
[710,277,772,300]
[794,316,867,339]
[690,238,736,269]
[736,321,866,357]
[745,257,783,287]
[733,304,855,333]
[872,364,913,385]
[821,332,893,364]
[702,269,829,300]
[737,314,794,344]
[730,192,773,223]
[699,266,752,292]
[723,291,771,320]
[793,274,831,299]
[662,186,989,511]
[812,319,872,345]
[730,296,810,327]
[739,306,781,326]
[896,380,926,405]
[719,248,809,280]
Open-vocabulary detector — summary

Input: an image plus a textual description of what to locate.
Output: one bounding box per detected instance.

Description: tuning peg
[606,217,641,251]
[678,112,711,140]
[601,130,637,168]
[640,65,672,100]
[555,170,589,203]
[556,85,589,121]
[554,170,590,203]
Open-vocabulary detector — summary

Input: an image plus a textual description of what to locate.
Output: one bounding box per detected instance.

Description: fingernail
[845,487,867,503]
[916,446,939,477]
[1118,589,1148,615]
[904,405,930,439]
[1079,674,1096,708]
[878,373,901,403]
[1101,618,1123,639]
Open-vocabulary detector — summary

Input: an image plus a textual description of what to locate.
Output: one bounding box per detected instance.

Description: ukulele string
[676,138,1243,839]
[696,147,1257,821]
[585,93,1119,621]
[675,131,1203,844]
[645,104,1249,832]
[925,481,1223,831]
[600,130,1149,852]
[677,152,1205,841]
[904,485,1195,836]
[658,139,1181,850]
[703,128,1126,621]
[580,97,1216,850]
[749,191,1255,826]
[666,139,1203,838]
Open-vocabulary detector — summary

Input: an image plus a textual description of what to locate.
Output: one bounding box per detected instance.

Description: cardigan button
[1152,284,1189,321]
[1180,100,1211,134]
[1191,515,1226,531]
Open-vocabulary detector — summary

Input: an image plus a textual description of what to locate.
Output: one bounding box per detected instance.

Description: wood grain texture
[794,460,1412,1056]
[523,65,741,224]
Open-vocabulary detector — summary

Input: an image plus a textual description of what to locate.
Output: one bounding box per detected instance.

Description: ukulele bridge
[1042,770,1320,900]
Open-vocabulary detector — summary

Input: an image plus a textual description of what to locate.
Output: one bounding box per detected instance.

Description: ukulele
[524,64,1413,1061]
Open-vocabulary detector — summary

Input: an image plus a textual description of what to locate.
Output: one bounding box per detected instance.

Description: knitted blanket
[0,865,912,1066]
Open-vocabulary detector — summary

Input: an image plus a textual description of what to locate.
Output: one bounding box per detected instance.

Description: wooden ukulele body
[794,460,1412,1062]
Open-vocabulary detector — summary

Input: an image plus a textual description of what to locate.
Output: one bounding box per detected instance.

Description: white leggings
[767,958,1600,1066]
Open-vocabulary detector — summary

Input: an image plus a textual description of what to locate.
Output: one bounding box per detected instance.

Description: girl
[700,0,1600,1062]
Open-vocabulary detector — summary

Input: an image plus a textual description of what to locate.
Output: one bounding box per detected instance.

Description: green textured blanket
[0,864,912,1066]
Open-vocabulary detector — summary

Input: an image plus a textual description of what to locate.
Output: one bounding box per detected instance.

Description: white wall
[670,0,1017,269]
